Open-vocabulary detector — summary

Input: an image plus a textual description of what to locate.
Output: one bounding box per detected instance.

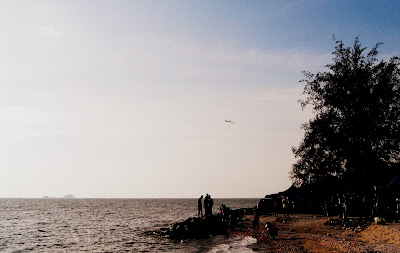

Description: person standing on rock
[198,195,203,217]
[208,195,214,216]
[204,194,210,216]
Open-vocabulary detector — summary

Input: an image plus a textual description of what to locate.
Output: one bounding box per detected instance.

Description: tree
[291,38,400,191]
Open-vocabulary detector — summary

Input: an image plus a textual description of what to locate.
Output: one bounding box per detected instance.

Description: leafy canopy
[291,38,400,190]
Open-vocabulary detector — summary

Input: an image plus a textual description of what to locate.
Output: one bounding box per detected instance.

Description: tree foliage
[291,38,400,190]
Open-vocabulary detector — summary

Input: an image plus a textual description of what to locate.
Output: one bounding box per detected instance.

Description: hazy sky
[1,1,399,198]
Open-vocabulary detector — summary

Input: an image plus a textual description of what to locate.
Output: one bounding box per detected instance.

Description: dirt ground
[230,213,400,252]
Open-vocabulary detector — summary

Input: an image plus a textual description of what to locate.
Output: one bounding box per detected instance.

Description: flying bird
[225,120,235,124]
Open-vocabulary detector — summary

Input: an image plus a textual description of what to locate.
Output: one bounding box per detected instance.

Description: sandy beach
[230,214,400,252]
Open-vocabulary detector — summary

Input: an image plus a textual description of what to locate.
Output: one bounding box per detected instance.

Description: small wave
[208,236,257,253]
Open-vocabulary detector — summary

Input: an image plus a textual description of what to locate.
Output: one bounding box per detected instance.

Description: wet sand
[230,213,400,252]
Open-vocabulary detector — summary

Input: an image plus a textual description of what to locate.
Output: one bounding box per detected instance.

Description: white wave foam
[208,236,257,253]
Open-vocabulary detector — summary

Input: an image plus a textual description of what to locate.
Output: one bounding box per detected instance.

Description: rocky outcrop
[157,207,253,241]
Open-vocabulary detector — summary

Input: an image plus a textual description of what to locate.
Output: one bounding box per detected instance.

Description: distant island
[42,195,76,199]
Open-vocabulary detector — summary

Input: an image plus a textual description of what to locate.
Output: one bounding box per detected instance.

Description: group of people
[198,194,214,217]
[270,196,294,218]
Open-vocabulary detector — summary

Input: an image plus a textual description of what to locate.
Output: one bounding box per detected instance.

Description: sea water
[0,198,259,252]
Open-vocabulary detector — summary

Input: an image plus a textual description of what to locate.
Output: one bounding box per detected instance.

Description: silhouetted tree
[291,38,400,191]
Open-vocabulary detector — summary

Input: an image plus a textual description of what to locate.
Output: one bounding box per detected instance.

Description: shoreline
[229,213,400,252]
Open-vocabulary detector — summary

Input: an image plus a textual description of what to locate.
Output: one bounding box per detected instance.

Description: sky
[1,1,399,198]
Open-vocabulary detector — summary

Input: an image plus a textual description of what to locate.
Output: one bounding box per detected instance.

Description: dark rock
[156,206,247,240]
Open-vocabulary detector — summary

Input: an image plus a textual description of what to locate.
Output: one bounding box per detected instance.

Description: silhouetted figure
[220,204,230,227]
[336,194,342,218]
[282,197,289,218]
[265,222,278,239]
[324,201,329,216]
[208,195,214,216]
[198,195,203,216]
[342,200,347,219]
[204,194,210,216]
[220,203,229,217]
[273,201,279,217]
[253,210,259,233]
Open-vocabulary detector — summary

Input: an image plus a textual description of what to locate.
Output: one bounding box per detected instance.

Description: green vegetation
[291,38,400,191]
